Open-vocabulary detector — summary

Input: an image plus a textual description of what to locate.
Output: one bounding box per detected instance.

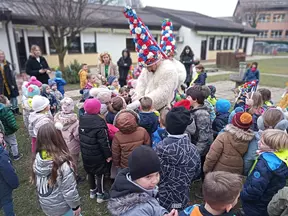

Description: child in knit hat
[49,80,63,101]
[54,97,83,182]
[79,98,112,203]
[155,107,201,211]
[53,70,66,95]
[204,112,254,175]
[152,108,169,149]
[89,86,112,116]
[108,145,178,216]
[241,129,288,216]
[0,95,22,160]
[29,95,53,153]
[41,84,58,115]
[212,99,231,138]
[26,76,42,88]
[107,75,120,92]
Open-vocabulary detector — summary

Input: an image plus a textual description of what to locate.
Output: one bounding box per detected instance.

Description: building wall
[0,24,12,63]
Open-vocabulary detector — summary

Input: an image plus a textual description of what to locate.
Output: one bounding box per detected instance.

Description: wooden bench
[230,62,247,88]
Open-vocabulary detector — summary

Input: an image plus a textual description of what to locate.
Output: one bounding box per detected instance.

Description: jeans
[88,173,104,194]
[9,98,18,111]
[0,196,15,216]
[4,134,19,157]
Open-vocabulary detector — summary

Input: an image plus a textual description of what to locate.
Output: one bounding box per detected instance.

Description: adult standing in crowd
[117,49,132,87]
[0,50,20,115]
[25,45,51,84]
[97,52,118,81]
[180,46,194,87]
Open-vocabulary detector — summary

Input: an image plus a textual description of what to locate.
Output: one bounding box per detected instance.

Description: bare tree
[3,0,113,73]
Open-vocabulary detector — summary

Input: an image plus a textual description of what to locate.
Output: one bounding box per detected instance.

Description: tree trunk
[58,53,65,74]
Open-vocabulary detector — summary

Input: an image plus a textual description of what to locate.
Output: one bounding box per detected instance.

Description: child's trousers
[4,134,19,157]
[0,195,15,216]
[88,173,104,194]
[22,109,30,130]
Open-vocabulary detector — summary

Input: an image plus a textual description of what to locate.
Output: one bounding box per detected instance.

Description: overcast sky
[143,0,238,17]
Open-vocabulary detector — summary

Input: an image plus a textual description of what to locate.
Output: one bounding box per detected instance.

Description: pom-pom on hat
[174,99,190,110]
[84,98,101,115]
[160,19,176,57]
[26,76,42,88]
[27,85,40,98]
[232,112,253,131]
[32,95,50,112]
[123,6,165,67]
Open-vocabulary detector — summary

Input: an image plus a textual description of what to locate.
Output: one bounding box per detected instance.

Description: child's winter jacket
[204,124,254,175]
[112,110,150,168]
[0,103,18,135]
[204,100,216,122]
[41,92,58,114]
[243,68,260,82]
[212,112,230,137]
[156,134,201,211]
[28,111,53,138]
[278,93,288,110]
[79,113,111,175]
[0,145,19,202]
[78,69,88,89]
[107,168,168,216]
[180,204,237,216]
[138,112,159,139]
[54,77,67,95]
[33,152,80,216]
[185,105,213,156]
[268,187,288,216]
[152,127,168,149]
[54,112,80,155]
[241,152,288,216]
[106,111,118,124]
[193,72,207,86]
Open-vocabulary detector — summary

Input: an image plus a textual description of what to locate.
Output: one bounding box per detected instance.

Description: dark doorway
[200,40,207,60]
[243,38,248,53]
[16,37,27,71]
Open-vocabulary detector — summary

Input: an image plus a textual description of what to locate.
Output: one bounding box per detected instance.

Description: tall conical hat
[160,18,176,57]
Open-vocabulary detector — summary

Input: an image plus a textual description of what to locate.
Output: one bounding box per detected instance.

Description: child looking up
[152,108,169,149]
[156,107,201,211]
[41,84,58,115]
[112,109,150,169]
[0,125,19,216]
[138,97,159,141]
[108,145,178,216]
[79,98,111,203]
[243,62,260,82]
[241,129,288,216]
[0,95,22,160]
[54,70,66,95]
[32,123,81,216]
[212,99,231,138]
[78,63,88,89]
[180,171,243,216]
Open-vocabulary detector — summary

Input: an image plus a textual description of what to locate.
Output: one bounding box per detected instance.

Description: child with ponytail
[32,123,81,216]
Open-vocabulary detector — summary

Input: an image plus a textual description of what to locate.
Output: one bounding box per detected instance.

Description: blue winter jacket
[54,77,67,95]
[152,127,168,149]
[138,112,159,139]
[241,152,288,216]
[212,112,230,138]
[194,72,207,86]
[0,146,19,201]
[243,68,259,82]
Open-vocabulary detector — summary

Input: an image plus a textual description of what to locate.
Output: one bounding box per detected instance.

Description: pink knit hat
[26,76,42,88]
[84,98,101,115]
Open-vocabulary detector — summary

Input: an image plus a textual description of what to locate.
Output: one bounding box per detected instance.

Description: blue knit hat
[55,70,62,78]
[107,76,117,85]
[216,99,231,114]
[48,79,57,87]
[26,84,40,98]
[228,107,244,123]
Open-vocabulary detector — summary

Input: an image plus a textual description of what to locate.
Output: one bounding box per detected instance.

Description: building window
[67,37,81,54]
[126,38,135,52]
[247,15,253,24]
[273,14,285,22]
[216,39,222,50]
[209,37,215,50]
[239,37,243,49]
[84,43,96,53]
[271,30,283,38]
[48,37,57,54]
[82,32,97,53]
[286,30,288,38]
[28,37,46,54]
[258,14,271,23]
[257,31,269,38]
[230,38,234,50]
[223,38,229,50]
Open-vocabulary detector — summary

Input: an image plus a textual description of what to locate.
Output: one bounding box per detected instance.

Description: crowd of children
[1,57,288,216]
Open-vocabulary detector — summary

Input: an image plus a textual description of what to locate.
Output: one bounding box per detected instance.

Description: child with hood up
[78,63,88,89]
[204,112,254,175]
[53,70,66,95]
[212,99,231,138]
[41,84,58,115]
[54,97,82,180]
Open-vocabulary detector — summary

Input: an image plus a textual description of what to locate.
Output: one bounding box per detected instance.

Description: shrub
[63,60,82,84]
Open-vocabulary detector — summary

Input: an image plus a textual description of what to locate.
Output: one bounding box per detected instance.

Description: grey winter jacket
[268,187,288,216]
[185,105,213,156]
[29,111,53,137]
[33,153,80,216]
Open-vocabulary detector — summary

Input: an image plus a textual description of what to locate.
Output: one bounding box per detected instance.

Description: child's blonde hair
[262,129,288,150]
[247,92,263,112]
[263,109,284,129]
[86,73,95,80]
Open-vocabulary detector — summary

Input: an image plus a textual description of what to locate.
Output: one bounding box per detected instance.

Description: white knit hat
[32,95,50,112]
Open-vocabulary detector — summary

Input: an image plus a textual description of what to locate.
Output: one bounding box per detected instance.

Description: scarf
[0,61,10,95]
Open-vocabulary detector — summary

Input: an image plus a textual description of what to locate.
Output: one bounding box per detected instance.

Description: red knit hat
[232,112,253,131]
[174,99,190,110]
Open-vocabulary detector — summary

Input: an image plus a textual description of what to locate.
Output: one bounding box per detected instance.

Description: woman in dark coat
[25,45,51,84]
[180,46,194,87]
[0,50,20,114]
[117,49,132,87]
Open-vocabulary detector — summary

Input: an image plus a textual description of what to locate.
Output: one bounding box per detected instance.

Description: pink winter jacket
[54,112,80,155]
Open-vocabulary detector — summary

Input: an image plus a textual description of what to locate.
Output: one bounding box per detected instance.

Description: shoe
[13,153,23,161]
[90,189,97,199]
[97,193,109,204]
